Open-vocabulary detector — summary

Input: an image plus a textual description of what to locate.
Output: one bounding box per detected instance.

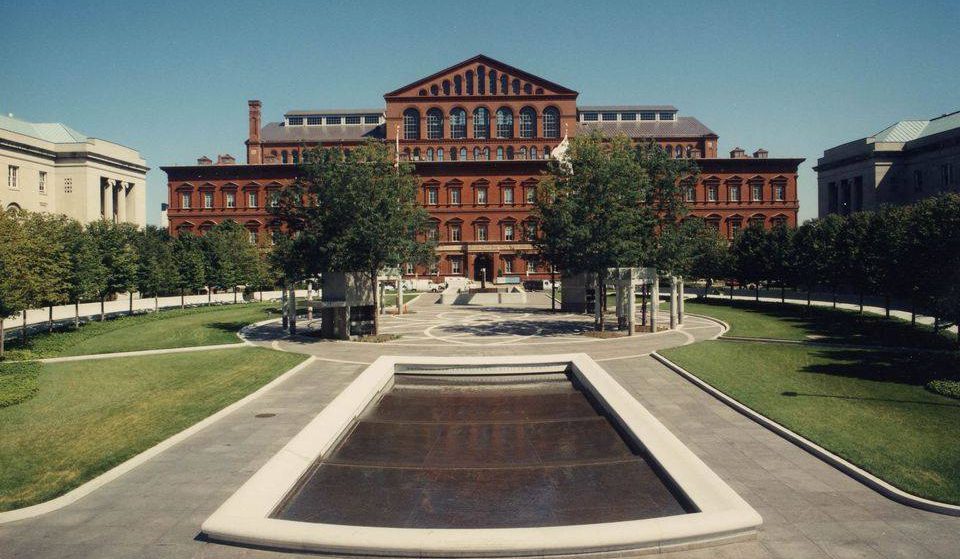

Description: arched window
[413,147,421,161]
[465,71,474,95]
[473,107,489,139]
[292,151,299,164]
[519,107,536,138]
[450,108,466,139]
[500,74,508,94]
[426,108,443,139]
[482,147,490,160]
[543,146,551,159]
[542,107,560,138]
[403,108,420,139]
[506,146,514,160]
[460,147,467,160]
[496,107,514,138]
[402,148,411,160]
[664,144,673,158]
[450,148,457,161]
[473,147,480,160]
[442,80,451,95]
[437,148,444,161]
[489,69,498,94]
[281,150,288,164]
[426,148,434,161]
[477,66,486,94]
[430,84,439,96]
[512,78,521,95]
[454,75,462,95]
[519,147,527,159]
[675,145,684,158]
[531,146,538,159]
[497,147,504,160]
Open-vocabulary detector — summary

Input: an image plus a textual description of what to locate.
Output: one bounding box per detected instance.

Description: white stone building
[1,113,148,225]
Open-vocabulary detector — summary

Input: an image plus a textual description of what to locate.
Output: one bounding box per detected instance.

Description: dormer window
[364,115,379,124]
[582,112,598,122]
[659,112,675,121]
[601,112,617,121]
[288,117,304,125]
[345,115,361,124]
[640,112,655,121]
[621,112,637,121]
[307,116,322,125]
[326,116,342,125]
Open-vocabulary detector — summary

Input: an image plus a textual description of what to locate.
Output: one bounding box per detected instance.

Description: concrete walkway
[2,299,958,558]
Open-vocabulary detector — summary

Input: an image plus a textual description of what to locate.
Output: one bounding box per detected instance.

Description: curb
[0,355,317,524]
[718,335,957,354]
[650,351,960,517]
[35,343,247,364]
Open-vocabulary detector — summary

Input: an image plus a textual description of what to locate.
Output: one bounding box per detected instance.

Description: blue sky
[2,0,957,225]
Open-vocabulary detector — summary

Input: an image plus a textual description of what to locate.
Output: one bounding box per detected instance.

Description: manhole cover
[255,413,277,418]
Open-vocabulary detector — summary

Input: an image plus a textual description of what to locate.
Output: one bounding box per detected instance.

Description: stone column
[614,281,624,330]
[678,277,685,325]
[102,179,113,221]
[651,276,660,332]
[397,278,404,315]
[669,276,677,330]
[116,181,127,223]
[627,279,636,336]
[306,281,314,321]
[288,284,297,335]
[379,282,386,315]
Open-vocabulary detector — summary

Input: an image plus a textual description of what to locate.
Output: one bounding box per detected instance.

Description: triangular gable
[384,54,578,98]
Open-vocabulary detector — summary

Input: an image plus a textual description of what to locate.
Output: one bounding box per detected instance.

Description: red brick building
[163,55,803,280]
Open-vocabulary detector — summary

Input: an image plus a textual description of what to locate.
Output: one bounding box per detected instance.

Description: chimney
[216,154,236,165]
[197,155,212,166]
[246,100,263,164]
[730,146,746,159]
[753,148,768,159]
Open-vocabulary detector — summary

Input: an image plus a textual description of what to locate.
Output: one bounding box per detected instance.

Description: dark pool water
[273,374,694,528]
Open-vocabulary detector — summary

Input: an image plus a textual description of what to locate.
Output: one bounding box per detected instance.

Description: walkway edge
[650,352,960,517]
[36,342,248,363]
[0,355,317,525]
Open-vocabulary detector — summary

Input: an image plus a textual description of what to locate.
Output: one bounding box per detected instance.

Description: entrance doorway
[473,253,494,284]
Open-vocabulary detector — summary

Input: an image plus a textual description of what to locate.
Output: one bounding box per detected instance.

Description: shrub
[0,361,41,407]
[927,379,960,400]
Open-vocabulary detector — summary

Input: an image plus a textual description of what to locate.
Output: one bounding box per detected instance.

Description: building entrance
[473,253,494,284]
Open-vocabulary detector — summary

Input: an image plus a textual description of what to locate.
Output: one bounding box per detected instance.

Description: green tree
[837,212,874,314]
[204,220,261,303]
[20,212,70,337]
[63,220,107,328]
[136,226,179,311]
[766,223,795,303]
[0,210,30,357]
[866,205,909,317]
[533,133,659,330]
[730,222,769,301]
[792,219,826,306]
[272,141,435,335]
[173,234,207,308]
[87,220,140,320]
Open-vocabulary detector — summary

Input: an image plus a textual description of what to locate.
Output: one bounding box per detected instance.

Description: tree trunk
[288,283,297,335]
[233,286,238,304]
[703,278,712,299]
[807,289,812,307]
[884,294,891,318]
[755,284,760,302]
[208,287,212,305]
[155,295,159,312]
[595,273,604,332]
[371,270,380,336]
[21,310,28,344]
[551,267,556,313]
[933,315,940,334]
[129,291,133,315]
[1,318,5,358]
[832,289,838,309]
[858,291,864,315]
[74,301,80,329]
[281,281,289,329]
[729,282,734,301]
[48,306,54,333]
[100,297,106,321]
[181,288,185,309]
[641,282,648,326]
[780,285,785,304]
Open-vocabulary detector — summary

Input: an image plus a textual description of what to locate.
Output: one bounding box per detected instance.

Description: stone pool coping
[201,353,762,557]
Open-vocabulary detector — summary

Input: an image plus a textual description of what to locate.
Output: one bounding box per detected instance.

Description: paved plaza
[2,294,959,558]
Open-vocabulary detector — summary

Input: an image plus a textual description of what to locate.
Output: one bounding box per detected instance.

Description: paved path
[2,297,959,558]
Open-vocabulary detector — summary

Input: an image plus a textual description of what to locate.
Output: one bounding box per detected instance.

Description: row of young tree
[713,194,960,334]
[0,212,268,357]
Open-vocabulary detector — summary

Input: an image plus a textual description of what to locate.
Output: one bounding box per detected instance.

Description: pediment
[384,55,578,99]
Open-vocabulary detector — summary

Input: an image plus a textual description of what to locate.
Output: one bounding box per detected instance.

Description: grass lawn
[0,346,306,511]
[661,300,960,504]
[381,292,421,307]
[683,298,956,350]
[3,303,279,361]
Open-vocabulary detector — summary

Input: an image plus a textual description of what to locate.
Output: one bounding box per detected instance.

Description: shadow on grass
[781,390,960,408]
[799,347,960,387]
[695,298,957,350]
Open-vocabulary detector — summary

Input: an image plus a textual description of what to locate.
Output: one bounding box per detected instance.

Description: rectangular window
[503,257,513,273]
[451,224,461,241]
[730,220,742,236]
[503,187,514,205]
[477,187,487,205]
[326,116,342,125]
[344,115,361,124]
[640,112,655,121]
[525,187,535,204]
[450,188,461,205]
[64,177,73,193]
[751,184,762,201]
[248,192,258,207]
[774,183,785,201]
[504,224,515,241]
[476,225,488,241]
[582,112,598,121]
[288,117,304,125]
[451,257,462,274]
[307,116,322,125]
[707,185,718,202]
[7,165,18,189]
[601,112,617,121]
[181,192,191,208]
[269,192,279,207]
[248,230,258,244]
[203,192,213,208]
[427,226,438,240]
[364,115,379,124]
[525,222,537,240]
[620,112,637,121]
[225,192,236,208]
[427,188,438,205]
[685,185,695,202]
[659,112,675,121]
[38,171,46,193]
[729,185,740,202]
